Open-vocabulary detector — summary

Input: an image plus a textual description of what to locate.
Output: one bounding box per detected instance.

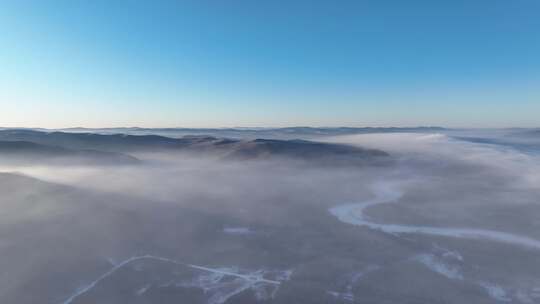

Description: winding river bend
[329,182,540,250]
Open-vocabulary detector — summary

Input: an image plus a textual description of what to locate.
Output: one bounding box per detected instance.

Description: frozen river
[329,182,540,250]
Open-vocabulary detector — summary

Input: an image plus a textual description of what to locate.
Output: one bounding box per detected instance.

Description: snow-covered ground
[60,255,291,304]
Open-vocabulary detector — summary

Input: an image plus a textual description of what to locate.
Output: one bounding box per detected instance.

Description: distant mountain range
[0,129,221,152]
[0,129,389,166]
[0,126,446,140]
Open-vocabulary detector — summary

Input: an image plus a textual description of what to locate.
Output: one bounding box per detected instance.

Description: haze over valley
[1,127,540,303]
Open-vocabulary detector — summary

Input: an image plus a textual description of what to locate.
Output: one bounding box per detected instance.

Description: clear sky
[0,0,539,128]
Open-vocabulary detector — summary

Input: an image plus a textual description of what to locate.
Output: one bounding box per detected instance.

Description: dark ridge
[226,138,389,165]
[511,129,540,137]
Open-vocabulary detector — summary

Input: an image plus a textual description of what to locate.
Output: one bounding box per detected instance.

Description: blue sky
[0,0,539,128]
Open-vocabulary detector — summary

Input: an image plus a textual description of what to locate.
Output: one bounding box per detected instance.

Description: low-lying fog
[1,129,540,304]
